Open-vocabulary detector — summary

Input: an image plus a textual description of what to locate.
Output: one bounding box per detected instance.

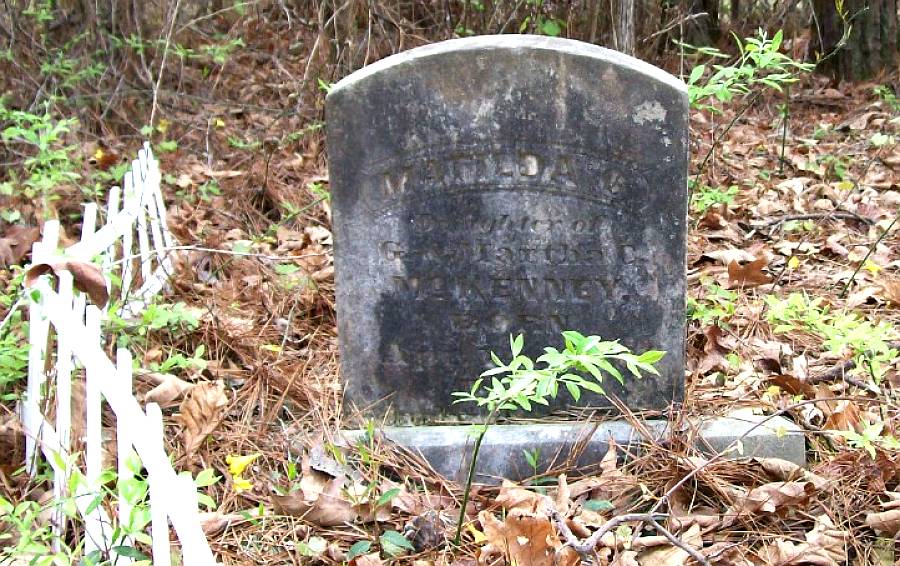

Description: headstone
[327,35,688,423]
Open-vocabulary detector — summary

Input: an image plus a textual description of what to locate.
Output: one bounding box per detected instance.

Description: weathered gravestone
[325,35,806,481]
[328,35,687,422]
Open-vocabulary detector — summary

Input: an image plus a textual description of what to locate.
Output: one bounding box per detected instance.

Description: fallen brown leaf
[698,209,728,230]
[497,480,549,514]
[697,325,731,375]
[349,553,384,566]
[271,484,357,526]
[478,510,579,566]
[636,524,702,566]
[805,514,847,562]
[198,510,258,535]
[176,381,229,460]
[727,257,773,289]
[760,539,839,566]
[0,225,39,266]
[866,507,900,536]
[25,260,109,308]
[141,371,196,407]
[755,457,831,490]
[879,277,900,306]
[723,481,815,527]
[610,550,639,566]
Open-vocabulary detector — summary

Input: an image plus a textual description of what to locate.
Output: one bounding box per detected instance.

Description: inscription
[380,240,612,266]
[407,213,617,236]
[390,275,616,303]
[382,149,575,196]
[373,144,646,207]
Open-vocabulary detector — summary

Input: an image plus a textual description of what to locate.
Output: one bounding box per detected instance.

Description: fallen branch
[550,510,710,566]
[807,340,900,390]
[760,210,874,227]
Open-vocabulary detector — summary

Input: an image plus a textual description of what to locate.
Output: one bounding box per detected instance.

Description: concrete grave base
[341,413,805,484]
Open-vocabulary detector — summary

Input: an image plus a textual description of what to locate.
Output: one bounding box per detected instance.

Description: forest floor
[1,9,900,566]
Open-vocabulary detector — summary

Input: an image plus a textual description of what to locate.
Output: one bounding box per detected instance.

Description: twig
[108,244,329,267]
[690,92,761,202]
[807,341,900,390]
[760,210,874,227]
[840,208,900,298]
[149,0,183,128]
[551,509,710,565]
[648,517,709,566]
[647,396,885,522]
[643,12,707,42]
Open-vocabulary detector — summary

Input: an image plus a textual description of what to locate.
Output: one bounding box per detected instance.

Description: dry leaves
[349,554,384,566]
[0,225,39,267]
[176,381,229,460]
[722,481,815,527]
[141,370,196,407]
[269,455,377,527]
[477,510,579,566]
[635,524,702,566]
[25,259,109,307]
[865,492,900,536]
[760,517,846,566]
[727,257,773,288]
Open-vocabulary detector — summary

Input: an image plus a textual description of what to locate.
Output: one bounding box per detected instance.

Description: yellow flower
[233,475,253,493]
[226,453,261,477]
[156,119,170,134]
[863,260,881,275]
[788,256,800,270]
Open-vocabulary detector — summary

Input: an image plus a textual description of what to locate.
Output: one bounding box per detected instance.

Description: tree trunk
[615,0,635,55]
[700,0,720,42]
[813,0,898,81]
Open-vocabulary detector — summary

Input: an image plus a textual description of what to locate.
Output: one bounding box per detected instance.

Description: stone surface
[341,415,806,483]
[327,35,689,423]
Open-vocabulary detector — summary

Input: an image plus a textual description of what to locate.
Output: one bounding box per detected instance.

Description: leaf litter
[1,12,900,565]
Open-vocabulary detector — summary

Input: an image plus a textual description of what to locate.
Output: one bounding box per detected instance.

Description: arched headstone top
[327,35,688,423]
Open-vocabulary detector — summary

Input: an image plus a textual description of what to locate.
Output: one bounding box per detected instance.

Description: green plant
[0,316,29,400]
[687,282,737,326]
[765,293,898,384]
[838,420,900,458]
[379,530,415,558]
[0,99,80,200]
[682,29,813,111]
[522,447,541,478]
[0,269,29,400]
[873,85,900,112]
[451,331,664,543]
[228,136,261,150]
[691,184,738,214]
[0,497,80,565]
[307,181,330,202]
[155,345,208,373]
[198,180,222,202]
[141,302,201,333]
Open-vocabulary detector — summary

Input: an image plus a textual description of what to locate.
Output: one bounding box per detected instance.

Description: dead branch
[806,341,900,390]
[550,509,709,566]
[760,211,874,227]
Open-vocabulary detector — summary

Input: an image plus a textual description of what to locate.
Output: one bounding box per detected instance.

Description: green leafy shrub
[682,29,813,111]
[450,331,665,543]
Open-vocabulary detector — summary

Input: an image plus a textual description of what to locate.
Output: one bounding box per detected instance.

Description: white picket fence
[20,144,215,564]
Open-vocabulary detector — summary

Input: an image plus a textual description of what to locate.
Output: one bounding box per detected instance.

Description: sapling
[450,331,665,543]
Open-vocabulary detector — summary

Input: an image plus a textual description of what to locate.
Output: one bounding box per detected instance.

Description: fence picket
[146,403,172,566]
[52,271,75,547]
[121,174,136,306]
[22,146,215,564]
[84,305,104,557]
